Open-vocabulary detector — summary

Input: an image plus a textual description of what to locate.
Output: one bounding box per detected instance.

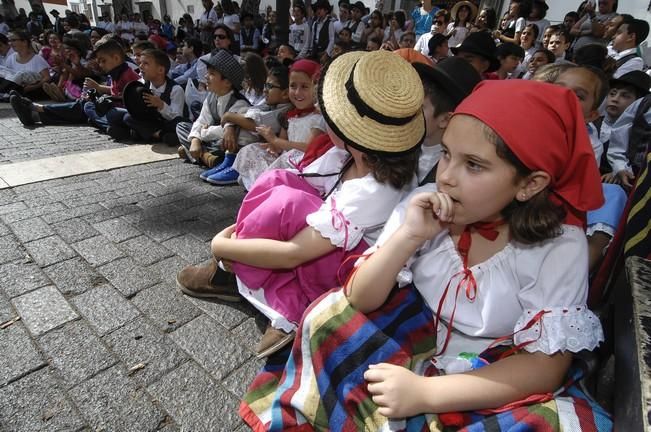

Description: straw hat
[318,50,425,155]
[450,1,478,22]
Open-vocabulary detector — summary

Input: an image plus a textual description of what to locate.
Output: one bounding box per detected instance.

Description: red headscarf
[289,59,321,81]
[454,80,604,227]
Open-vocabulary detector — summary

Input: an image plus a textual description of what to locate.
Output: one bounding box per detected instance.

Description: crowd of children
[3,0,651,430]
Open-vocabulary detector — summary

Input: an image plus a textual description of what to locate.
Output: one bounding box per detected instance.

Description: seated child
[555,65,628,273]
[202,64,293,188]
[175,49,251,168]
[547,28,572,64]
[106,48,186,144]
[42,37,92,102]
[230,59,323,189]
[10,39,140,129]
[413,57,481,186]
[522,48,555,79]
[240,80,610,432]
[599,70,650,184]
[176,50,425,358]
[487,41,525,80]
[610,16,648,78]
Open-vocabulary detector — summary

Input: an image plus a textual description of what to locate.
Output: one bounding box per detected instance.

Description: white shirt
[362,183,604,374]
[0,22,10,35]
[612,47,644,79]
[189,90,250,142]
[587,122,604,163]
[0,47,15,67]
[149,80,185,120]
[290,21,311,58]
[4,52,48,73]
[132,21,149,35]
[417,144,441,184]
[347,19,366,44]
[414,32,433,55]
[606,97,651,173]
[446,22,470,48]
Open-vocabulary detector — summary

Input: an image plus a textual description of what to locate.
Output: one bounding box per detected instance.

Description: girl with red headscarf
[240,80,612,431]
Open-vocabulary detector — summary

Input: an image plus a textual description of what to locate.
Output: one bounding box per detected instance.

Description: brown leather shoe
[176,259,241,302]
[256,325,295,359]
[200,152,219,168]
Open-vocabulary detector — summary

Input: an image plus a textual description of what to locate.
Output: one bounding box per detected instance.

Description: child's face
[547,34,568,57]
[605,85,637,119]
[520,27,535,48]
[292,7,304,20]
[206,68,231,95]
[332,44,345,57]
[456,51,489,75]
[437,114,525,225]
[434,41,449,58]
[132,47,144,66]
[563,15,577,29]
[603,15,623,40]
[555,69,599,123]
[277,45,294,60]
[139,55,164,81]
[500,54,522,73]
[542,28,554,49]
[181,43,194,58]
[366,39,380,51]
[288,70,315,110]
[48,34,61,49]
[528,51,550,73]
[612,23,634,52]
[263,75,288,105]
[339,29,351,43]
[96,51,123,72]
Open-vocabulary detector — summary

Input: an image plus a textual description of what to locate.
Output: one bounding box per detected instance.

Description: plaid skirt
[240,286,613,432]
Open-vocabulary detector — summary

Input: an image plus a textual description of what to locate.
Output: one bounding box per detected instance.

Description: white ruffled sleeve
[514,225,604,354]
[305,176,404,251]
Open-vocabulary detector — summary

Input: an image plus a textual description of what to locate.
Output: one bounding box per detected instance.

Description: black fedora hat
[610,70,651,97]
[123,81,159,121]
[350,1,365,12]
[413,57,481,108]
[312,0,333,12]
[451,31,500,72]
[533,0,549,11]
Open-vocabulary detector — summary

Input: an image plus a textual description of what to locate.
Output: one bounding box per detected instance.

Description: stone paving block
[101,191,153,208]
[0,292,15,323]
[38,320,116,389]
[0,201,27,215]
[170,315,251,380]
[232,316,266,354]
[148,361,242,432]
[71,284,140,336]
[23,235,77,267]
[132,282,201,332]
[186,295,255,330]
[182,219,219,242]
[0,367,87,432]
[92,217,141,243]
[0,322,46,385]
[52,218,100,243]
[0,234,25,264]
[68,364,165,432]
[147,255,189,283]
[118,235,174,266]
[12,286,79,336]
[9,217,55,243]
[221,357,265,399]
[162,234,210,265]
[72,235,125,267]
[81,204,141,224]
[0,221,9,236]
[97,257,160,297]
[41,203,105,225]
[0,261,51,298]
[103,317,188,386]
[133,219,181,242]
[43,257,107,296]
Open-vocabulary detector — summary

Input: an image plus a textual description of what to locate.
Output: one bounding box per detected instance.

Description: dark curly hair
[362,150,420,189]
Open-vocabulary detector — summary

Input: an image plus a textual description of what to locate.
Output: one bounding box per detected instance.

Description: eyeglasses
[264,82,282,90]
[214,33,227,40]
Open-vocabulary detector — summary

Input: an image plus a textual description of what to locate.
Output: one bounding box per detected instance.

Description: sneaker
[199,152,234,180]
[176,259,241,302]
[206,167,240,185]
[10,95,35,126]
[256,325,296,359]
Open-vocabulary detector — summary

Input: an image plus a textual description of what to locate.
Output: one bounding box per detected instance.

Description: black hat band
[344,62,416,126]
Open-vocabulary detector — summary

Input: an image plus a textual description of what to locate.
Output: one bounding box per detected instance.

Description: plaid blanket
[240,286,612,432]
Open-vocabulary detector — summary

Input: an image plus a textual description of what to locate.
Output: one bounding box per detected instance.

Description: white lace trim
[306,207,364,251]
[586,222,616,238]
[514,305,604,355]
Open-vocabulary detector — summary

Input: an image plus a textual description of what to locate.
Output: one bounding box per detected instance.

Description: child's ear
[436,112,452,130]
[516,170,551,202]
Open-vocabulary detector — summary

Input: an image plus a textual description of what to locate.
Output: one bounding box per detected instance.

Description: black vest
[311,17,331,58]
[145,77,178,119]
[242,27,256,47]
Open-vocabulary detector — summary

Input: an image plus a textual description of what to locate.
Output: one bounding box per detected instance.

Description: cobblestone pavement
[0,115,266,431]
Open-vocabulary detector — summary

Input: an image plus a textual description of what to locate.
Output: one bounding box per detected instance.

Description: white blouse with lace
[361,183,604,374]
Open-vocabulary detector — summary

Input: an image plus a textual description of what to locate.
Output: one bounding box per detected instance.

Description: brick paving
[0,114,265,431]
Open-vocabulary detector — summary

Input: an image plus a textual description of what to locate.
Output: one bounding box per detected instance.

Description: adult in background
[494,0,530,45]
[471,6,497,34]
[50,10,64,36]
[0,30,49,98]
[199,0,218,52]
[411,0,439,38]
[571,0,617,51]
[222,0,241,54]
[527,0,549,46]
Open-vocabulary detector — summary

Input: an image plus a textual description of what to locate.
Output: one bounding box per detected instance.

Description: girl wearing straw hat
[446,0,477,48]
[176,50,424,359]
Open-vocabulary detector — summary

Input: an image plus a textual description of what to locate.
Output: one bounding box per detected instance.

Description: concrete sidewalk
[0,114,263,431]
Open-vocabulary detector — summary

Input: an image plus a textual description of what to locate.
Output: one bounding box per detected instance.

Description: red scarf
[286,106,317,119]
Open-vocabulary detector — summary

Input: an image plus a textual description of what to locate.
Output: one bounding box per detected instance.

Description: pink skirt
[231,170,368,324]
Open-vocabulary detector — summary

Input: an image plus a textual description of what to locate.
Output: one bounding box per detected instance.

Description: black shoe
[10,95,35,126]
[106,125,130,141]
[8,90,20,99]
[162,132,179,146]
[129,129,143,142]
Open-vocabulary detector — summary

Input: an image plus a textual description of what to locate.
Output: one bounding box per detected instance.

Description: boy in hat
[309,0,335,62]
[10,39,139,128]
[600,70,651,185]
[610,16,649,79]
[290,2,310,59]
[412,57,481,185]
[347,1,367,47]
[451,31,499,76]
[176,49,250,168]
[106,48,186,144]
